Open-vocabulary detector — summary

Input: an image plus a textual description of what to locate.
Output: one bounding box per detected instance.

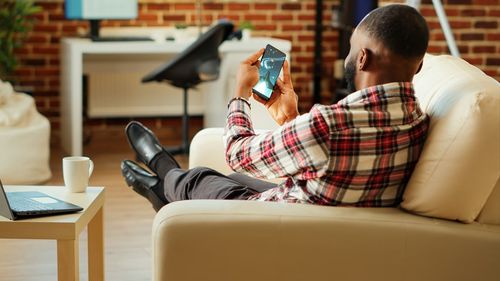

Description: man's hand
[235,48,265,99]
[254,60,299,125]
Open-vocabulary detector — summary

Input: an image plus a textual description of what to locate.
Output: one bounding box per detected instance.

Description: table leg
[57,239,79,281]
[88,207,104,281]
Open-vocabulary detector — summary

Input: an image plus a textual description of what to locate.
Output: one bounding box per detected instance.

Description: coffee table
[0,186,105,281]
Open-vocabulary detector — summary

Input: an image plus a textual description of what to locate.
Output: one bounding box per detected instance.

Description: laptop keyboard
[8,197,53,212]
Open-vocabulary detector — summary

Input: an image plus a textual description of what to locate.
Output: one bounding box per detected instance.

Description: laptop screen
[0,180,15,220]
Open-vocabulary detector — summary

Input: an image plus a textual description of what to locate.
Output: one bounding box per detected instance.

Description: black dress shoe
[125,121,180,177]
[121,160,167,212]
[125,121,164,167]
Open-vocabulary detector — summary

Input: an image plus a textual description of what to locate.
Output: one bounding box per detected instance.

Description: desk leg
[57,239,79,281]
[88,207,104,281]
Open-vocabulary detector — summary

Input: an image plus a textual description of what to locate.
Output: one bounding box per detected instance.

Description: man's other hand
[254,60,299,125]
[235,48,265,99]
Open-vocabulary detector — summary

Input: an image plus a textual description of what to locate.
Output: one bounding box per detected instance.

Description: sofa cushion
[401,54,500,223]
[477,178,500,225]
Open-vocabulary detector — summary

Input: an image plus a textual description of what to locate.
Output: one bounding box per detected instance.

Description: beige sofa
[152,54,500,281]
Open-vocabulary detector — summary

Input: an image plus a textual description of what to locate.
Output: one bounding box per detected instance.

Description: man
[121,4,430,212]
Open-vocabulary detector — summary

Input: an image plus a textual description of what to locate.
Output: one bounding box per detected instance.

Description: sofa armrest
[188,128,283,184]
[152,200,500,281]
[188,128,231,174]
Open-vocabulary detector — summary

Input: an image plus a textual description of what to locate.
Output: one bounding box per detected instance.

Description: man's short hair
[358,4,429,59]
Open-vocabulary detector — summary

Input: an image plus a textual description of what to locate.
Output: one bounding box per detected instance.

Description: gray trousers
[163,167,277,203]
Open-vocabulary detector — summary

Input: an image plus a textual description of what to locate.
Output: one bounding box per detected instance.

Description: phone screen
[252,44,286,100]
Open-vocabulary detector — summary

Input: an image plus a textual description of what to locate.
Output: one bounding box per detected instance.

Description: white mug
[63,156,94,193]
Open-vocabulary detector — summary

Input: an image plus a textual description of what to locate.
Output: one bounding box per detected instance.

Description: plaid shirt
[223,82,429,206]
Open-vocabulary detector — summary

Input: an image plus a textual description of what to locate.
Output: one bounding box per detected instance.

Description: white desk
[61,38,290,156]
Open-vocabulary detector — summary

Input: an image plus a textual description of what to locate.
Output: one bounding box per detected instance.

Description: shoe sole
[121,163,167,212]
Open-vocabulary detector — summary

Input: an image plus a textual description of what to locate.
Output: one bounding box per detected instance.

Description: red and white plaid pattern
[224,82,429,206]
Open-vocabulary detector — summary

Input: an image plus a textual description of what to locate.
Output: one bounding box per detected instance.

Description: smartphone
[252,44,286,101]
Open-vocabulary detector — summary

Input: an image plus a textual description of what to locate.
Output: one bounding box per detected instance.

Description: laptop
[0,180,83,220]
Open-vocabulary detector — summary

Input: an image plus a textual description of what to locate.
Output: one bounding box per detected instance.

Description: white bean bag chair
[0,80,51,184]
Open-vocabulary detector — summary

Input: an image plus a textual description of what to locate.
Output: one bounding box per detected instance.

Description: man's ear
[358,48,370,71]
[415,60,423,74]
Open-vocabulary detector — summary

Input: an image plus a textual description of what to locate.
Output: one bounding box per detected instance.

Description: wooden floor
[0,127,189,281]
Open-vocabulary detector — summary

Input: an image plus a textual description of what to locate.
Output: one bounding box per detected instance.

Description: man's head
[344,4,429,93]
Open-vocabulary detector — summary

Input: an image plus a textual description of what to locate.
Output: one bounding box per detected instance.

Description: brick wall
[9,0,500,144]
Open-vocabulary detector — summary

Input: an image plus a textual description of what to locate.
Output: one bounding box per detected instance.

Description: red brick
[282,3,302,10]
[474,21,498,29]
[298,14,316,21]
[19,80,45,88]
[35,89,58,97]
[473,45,497,53]
[138,14,158,21]
[461,9,486,16]
[419,7,435,17]
[427,45,445,53]
[272,14,294,21]
[463,56,484,65]
[35,68,59,76]
[244,14,268,21]
[444,8,460,16]
[488,9,500,17]
[254,3,278,10]
[203,3,224,10]
[33,24,58,33]
[427,21,441,29]
[461,33,484,40]
[147,3,170,11]
[48,14,65,21]
[254,24,277,31]
[282,24,304,31]
[49,80,60,88]
[50,36,61,45]
[49,100,60,108]
[26,35,49,44]
[21,58,45,66]
[323,34,338,42]
[487,33,500,40]
[483,69,497,77]
[33,46,59,55]
[450,20,471,29]
[486,58,500,66]
[37,2,59,11]
[296,56,313,63]
[35,100,46,109]
[458,45,469,53]
[291,45,303,52]
[49,58,60,66]
[14,68,33,77]
[430,32,443,42]
[228,3,250,10]
[174,4,195,10]
[62,25,79,33]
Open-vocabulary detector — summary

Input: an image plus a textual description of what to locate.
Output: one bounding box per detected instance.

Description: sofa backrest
[402,54,500,223]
